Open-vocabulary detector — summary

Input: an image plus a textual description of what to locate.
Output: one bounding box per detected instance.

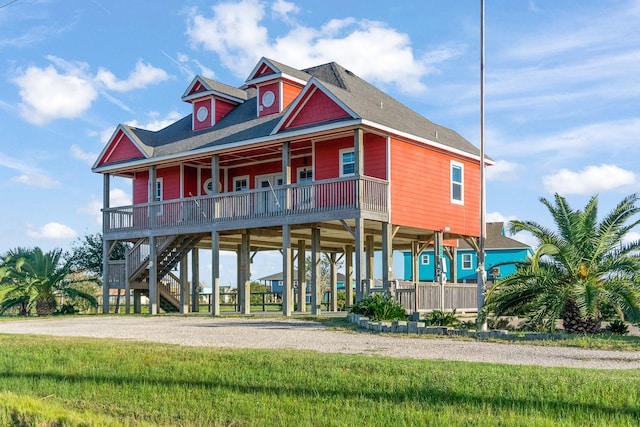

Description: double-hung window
[340,149,355,176]
[461,253,473,270]
[451,161,464,204]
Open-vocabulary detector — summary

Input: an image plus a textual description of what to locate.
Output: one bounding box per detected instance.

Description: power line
[0,0,20,9]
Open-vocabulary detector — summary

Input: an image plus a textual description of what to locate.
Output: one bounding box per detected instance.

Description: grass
[0,333,638,426]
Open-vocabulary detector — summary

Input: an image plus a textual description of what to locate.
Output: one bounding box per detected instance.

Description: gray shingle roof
[458,222,531,250]
[112,60,481,161]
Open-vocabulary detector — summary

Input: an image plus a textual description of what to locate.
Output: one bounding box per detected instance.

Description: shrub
[425,309,460,327]
[605,319,629,335]
[350,293,406,321]
[487,317,511,330]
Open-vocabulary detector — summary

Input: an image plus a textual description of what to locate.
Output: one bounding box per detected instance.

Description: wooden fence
[394,281,478,313]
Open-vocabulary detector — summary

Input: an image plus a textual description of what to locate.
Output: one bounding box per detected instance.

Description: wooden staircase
[127,235,203,312]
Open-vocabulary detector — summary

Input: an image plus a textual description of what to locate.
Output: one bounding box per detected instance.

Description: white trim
[255,172,283,189]
[155,177,163,202]
[339,148,355,177]
[92,119,362,173]
[450,160,464,205]
[360,119,492,165]
[233,175,249,192]
[297,166,313,183]
[421,254,430,265]
[461,253,473,270]
[272,78,358,135]
[92,124,149,170]
[92,118,490,174]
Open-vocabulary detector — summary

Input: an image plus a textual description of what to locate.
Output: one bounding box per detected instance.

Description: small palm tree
[0,247,98,316]
[485,193,640,333]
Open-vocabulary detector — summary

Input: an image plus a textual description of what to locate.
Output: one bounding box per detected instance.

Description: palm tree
[485,193,640,333]
[0,247,98,316]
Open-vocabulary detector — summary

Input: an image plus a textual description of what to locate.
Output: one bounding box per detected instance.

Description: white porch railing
[103,176,388,233]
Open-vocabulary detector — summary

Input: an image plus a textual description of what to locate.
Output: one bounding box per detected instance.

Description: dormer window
[181,76,247,132]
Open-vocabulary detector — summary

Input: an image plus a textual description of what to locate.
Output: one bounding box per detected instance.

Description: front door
[255,174,283,215]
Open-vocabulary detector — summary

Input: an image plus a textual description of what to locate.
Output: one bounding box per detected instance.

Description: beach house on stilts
[93,57,489,315]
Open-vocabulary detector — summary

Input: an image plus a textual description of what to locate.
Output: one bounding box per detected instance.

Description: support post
[329,253,338,311]
[240,233,251,314]
[344,245,354,309]
[282,224,293,316]
[180,254,189,313]
[311,227,321,314]
[191,248,200,312]
[354,218,365,302]
[148,235,158,315]
[382,223,393,284]
[366,234,374,291]
[101,174,111,314]
[211,231,220,316]
[297,240,306,312]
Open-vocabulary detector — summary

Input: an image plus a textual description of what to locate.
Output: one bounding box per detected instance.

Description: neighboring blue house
[257,271,347,294]
[403,222,532,283]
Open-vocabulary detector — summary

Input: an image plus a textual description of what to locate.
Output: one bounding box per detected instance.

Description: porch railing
[103,176,388,233]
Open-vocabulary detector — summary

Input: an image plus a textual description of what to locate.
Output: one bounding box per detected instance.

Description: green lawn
[0,333,638,426]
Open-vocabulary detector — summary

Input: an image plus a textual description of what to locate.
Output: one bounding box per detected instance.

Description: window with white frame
[461,253,473,270]
[339,149,355,176]
[451,161,464,204]
[298,168,313,182]
[233,176,248,192]
[155,178,163,202]
[421,254,430,265]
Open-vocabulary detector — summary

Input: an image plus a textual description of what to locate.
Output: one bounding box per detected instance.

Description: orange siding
[390,139,480,236]
[286,88,350,129]
[282,81,302,110]
[98,130,144,166]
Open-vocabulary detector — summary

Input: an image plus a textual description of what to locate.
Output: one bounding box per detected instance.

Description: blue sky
[1,0,639,286]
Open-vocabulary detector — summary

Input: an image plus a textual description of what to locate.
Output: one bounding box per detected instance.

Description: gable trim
[272,78,358,135]
[93,125,149,169]
[181,76,246,104]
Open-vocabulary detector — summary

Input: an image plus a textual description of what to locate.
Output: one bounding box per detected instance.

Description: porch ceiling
[193,220,472,254]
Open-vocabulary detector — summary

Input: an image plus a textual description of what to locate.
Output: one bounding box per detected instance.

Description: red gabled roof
[95,126,148,168]
[274,79,356,133]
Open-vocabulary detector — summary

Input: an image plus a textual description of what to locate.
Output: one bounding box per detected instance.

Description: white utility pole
[477,0,488,331]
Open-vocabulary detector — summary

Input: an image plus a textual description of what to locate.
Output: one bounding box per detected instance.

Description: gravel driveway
[1,315,639,370]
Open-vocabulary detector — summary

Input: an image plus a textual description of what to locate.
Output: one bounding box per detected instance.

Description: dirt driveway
[1,315,639,369]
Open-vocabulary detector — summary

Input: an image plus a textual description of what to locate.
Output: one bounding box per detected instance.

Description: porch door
[296,167,314,210]
[256,174,283,215]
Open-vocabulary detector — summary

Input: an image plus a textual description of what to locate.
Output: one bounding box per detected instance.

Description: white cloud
[95,60,170,92]
[0,152,59,188]
[80,189,132,224]
[13,56,169,125]
[26,222,77,239]
[186,0,452,93]
[543,164,636,195]
[110,188,132,206]
[486,159,520,181]
[271,0,299,21]
[486,211,517,224]
[15,63,98,125]
[126,111,182,131]
[71,144,97,165]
